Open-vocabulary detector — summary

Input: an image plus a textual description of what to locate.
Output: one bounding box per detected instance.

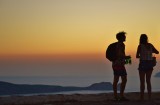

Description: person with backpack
[136,34,159,101]
[106,31,131,101]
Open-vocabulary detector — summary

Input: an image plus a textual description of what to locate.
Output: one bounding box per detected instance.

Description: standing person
[136,34,159,100]
[112,31,131,101]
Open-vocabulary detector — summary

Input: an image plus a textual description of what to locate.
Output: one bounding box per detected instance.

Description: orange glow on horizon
[1,0,160,61]
[0,53,105,61]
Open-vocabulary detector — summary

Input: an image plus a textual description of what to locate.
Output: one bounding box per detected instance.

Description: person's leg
[113,75,119,98]
[146,69,153,100]
[139,71,145,100]
[120,75,127,97]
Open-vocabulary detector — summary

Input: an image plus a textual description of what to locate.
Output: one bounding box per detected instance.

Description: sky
[0,0,160,77]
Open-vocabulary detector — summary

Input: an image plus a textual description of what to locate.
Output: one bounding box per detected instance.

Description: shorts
[138,60,153,72]
[112,65,127,76]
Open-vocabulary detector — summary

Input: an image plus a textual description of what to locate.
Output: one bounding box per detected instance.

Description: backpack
[106,42,117,62]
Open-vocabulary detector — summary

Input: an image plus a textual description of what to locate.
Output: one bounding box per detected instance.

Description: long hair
[140,34,148,44]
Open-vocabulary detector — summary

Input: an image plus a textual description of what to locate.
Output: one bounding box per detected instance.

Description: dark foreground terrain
[1,92,160,105]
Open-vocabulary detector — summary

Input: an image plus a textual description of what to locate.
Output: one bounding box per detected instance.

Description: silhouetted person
[136,34,159,100]
[112,32,130,101]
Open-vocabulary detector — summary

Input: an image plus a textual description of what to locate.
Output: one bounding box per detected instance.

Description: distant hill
[0,81,113,95]
[155,72,160,77]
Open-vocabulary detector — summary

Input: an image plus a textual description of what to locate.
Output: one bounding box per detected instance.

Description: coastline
[1,92,160,105]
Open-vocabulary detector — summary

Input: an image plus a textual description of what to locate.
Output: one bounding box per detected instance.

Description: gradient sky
[0,0,160,76]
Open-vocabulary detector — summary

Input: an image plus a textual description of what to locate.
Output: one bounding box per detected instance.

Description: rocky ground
[0,92,160,105]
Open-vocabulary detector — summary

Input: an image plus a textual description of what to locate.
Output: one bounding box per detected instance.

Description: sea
[0,75,160,96]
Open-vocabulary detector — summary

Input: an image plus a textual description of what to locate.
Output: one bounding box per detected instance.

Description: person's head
[116,31,126,42]
[140,34,148,44]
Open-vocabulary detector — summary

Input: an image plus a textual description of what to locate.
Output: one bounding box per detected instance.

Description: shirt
[139,43,153,60]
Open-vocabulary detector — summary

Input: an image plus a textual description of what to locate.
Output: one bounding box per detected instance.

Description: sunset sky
[0,0,160,77]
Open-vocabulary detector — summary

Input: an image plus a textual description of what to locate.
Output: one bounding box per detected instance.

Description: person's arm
[124,44,131,59]
[152,45,159,54]
[136,45,140,58]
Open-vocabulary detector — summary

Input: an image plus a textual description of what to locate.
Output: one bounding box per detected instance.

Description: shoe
[119,96,129,101]
[113,96,120,101]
